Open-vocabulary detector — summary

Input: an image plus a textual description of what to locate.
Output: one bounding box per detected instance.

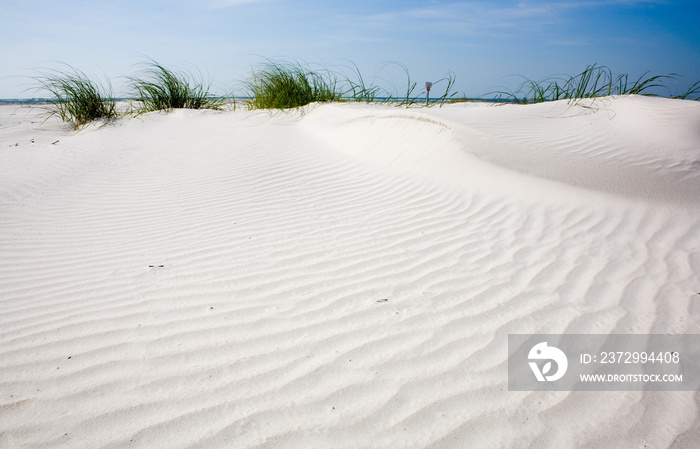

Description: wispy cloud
[206,0,268,9]
[361,2,565,35]
[359,0,661,39]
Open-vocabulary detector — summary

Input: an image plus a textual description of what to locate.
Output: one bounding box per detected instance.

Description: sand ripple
[1,100,699,448]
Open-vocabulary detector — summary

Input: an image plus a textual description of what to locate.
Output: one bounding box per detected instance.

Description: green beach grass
[33,66,118,129]
[493,64,700,104]
[338,61,383,103]
[30,60,699,128]
[128,59,226,114]
[242,59,459,109]
[243,60,342,110]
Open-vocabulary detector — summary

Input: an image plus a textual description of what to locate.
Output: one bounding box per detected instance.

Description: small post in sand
[425,82,432,106]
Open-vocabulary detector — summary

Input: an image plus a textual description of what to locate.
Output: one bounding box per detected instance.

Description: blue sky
[2,0,699,98]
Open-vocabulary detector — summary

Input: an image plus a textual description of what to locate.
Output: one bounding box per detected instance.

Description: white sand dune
[1,96,699,448]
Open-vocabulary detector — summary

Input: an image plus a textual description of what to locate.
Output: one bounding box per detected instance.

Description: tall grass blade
[674,80,700,100]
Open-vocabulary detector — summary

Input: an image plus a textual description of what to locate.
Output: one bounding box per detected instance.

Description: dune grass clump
[244,59,460,109]
[493,64,700,104]
[129,59,225,114]
[244,60,343,110]
[338,61,383,103]
[34,66,117,129]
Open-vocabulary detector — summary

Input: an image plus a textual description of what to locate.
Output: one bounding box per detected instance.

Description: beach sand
[1,96,699,448]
